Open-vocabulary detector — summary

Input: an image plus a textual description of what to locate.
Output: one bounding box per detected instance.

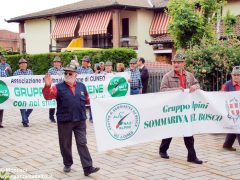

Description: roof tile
[8,0,169,22]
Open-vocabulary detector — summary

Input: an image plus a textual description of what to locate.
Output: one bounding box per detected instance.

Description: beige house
[7,0,171,62]
[7,0,239,63]
[223,0,240,16]
[220,0,240,37]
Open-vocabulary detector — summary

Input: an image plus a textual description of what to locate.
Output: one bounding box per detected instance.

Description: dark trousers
[223,134,240,147]
[159,136,197,160]
[57,120,93,169]
[0,109,3,125]
[49,108,55,120]
[87,106,93,121]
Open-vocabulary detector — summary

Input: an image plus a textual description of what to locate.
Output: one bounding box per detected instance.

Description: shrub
[185,37,240,90]
[5,48,137,75]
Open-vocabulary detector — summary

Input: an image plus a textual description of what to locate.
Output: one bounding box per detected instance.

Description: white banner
[0,73,130,109]
[91,90,240,152]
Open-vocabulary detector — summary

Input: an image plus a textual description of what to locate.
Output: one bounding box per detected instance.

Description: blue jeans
[20,109,33,124]
[130,88,140,95]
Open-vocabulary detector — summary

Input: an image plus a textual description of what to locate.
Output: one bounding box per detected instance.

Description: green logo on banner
[106,103,140,141]
[108,77,128,97]
[0,80,10,104]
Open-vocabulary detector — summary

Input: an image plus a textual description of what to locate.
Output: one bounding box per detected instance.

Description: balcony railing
[86,35,113,49]
[120,36,138,49]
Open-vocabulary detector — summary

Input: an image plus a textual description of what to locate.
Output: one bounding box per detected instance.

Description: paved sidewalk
[1,109,240,180]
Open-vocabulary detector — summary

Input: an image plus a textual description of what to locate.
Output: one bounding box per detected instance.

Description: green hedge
[6,48,137,75]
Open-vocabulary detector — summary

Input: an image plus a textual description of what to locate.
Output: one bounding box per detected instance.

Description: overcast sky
[0,0,81,32]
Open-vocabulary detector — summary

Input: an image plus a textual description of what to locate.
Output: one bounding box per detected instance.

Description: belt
[131,87,140,90]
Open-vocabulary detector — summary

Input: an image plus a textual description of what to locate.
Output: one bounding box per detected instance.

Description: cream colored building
[9,0,237,62]
[8,0,170,62]
[24,18,56,54]
[223,0,240,16]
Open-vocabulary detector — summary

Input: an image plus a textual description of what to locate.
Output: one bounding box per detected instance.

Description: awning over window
[51,16,79,39]
[78,11,112,36]
[149,12,170,35]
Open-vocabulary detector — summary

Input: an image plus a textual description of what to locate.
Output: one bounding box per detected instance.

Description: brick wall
[0,30,20,52]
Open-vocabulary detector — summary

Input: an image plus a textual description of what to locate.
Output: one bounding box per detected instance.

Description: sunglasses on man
[64,72,74,76]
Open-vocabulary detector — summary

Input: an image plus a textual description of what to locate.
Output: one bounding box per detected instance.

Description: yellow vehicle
[61,38,101,52]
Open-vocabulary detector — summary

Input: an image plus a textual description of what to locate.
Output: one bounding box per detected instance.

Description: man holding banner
[222,66,240,151]
[125,58,142,95]
[159,53,203,164]
[77,56,94,123]
[42,63,100,176]
[0,68,8,128]
[47,56,64,123]
[0,55,12,76]
[13,58,33,127]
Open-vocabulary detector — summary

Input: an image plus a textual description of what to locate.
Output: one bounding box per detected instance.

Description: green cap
[129,58,137,64]
[18,58,28,64]
[172,53,185,62]
[82,56,90,62]
[105,61,112,66]
[53,56,61,62]
[64,63,77,72]
[0,55,6,61]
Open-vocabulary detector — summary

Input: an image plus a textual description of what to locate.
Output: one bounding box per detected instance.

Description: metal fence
[148,71,165,93]
[147,70,230,93]
[198,71,230,91]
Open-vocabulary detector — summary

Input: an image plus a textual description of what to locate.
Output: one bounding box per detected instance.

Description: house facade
[223,0,240,16]
[7,0,170,62]
[220,0,240,37]
[7,0,239,62]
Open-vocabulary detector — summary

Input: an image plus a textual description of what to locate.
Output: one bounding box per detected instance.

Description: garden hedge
[5,48,137,75]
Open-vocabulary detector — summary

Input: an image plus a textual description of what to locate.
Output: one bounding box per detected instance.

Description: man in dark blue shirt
[42,63,100,176]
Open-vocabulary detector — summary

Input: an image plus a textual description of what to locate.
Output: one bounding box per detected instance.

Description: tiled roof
[8,0,169,22]
[153,34,172,43]
[151,0,169,8]
[0,30,19,40]
[145,60,172,72]
[146,34,172,45]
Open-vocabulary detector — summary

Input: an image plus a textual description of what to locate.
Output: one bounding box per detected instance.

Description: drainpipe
[43,18,52,52]
[216,6,222,40]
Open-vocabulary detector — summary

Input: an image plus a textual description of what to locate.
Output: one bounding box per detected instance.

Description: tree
[224,10,237,37]
[167,0,225,50]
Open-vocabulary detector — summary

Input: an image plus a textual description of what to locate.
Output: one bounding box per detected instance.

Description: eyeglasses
[64,72,74,76]
[232,74,240,76]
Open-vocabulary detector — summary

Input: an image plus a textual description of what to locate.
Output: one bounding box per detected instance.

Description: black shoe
[0,125,4,128]
[50,119,56,123]
[223,146,236,151]
[84,167,100,176]
[23,123,29,127]
[50,118,56,123]
[187,158,203,164]
[160,152,169,159]
[63,166,71,173]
